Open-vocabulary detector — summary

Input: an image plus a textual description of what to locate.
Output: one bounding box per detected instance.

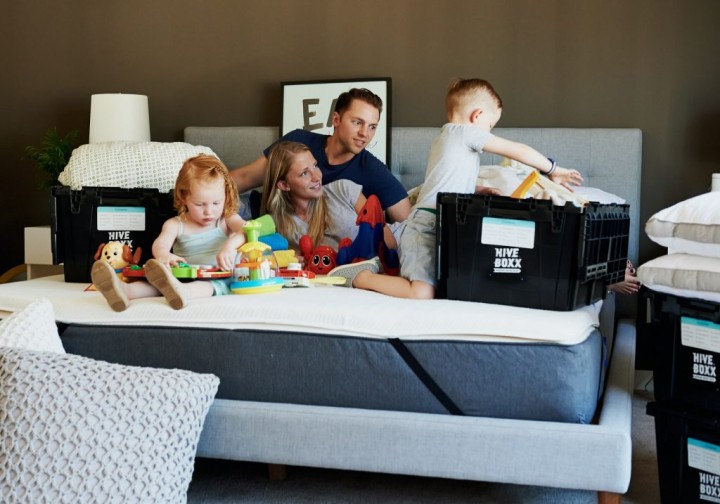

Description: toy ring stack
[229,277,284,295]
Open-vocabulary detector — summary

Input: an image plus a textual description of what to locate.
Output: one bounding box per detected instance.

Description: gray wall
[2,0,720,274]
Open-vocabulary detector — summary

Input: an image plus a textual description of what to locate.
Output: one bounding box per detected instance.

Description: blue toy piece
[259,232,288,251]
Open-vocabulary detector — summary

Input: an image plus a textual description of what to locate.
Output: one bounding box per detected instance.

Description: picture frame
[281,77,392,165]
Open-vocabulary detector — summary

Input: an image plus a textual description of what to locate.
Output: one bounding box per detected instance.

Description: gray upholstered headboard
[185,126,642,318]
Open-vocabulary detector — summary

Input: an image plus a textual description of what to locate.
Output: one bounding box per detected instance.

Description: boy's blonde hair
[261,141,331,247]
[445,78,503,117]
[174,154,240,219]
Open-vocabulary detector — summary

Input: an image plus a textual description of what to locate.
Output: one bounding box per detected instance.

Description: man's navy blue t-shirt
[264,129,407,210]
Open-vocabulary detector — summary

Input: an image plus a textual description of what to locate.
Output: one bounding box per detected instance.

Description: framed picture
[281,77,391,165]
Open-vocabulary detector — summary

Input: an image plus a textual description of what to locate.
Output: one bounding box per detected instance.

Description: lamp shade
[89,93,151,143]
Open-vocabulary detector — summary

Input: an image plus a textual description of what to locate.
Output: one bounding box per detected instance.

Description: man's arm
[385,197,411,223]
[230,155,268,193]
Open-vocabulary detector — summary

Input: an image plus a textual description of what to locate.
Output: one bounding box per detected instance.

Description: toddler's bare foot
[91,260,129,312]
[144,259,187,309]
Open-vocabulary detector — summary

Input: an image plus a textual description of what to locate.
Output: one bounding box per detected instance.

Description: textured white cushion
[637,253,720,296]
[645,191,720,257]
[58,141,217,192]
[0,347,219,504]
[0,297,64,353]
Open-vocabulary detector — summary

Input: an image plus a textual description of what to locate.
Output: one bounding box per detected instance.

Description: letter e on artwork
[302,98,323,131]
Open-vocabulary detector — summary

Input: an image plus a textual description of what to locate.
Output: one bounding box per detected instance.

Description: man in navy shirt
[231,88,411,223]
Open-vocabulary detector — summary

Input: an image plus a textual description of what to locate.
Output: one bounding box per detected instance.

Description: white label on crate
[97,207,146,232]
[689,438,720,501]
[481,217,535,249]
[682,317,720,355]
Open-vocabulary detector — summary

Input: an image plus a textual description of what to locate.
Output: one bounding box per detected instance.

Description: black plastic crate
[647,401,720,504]
[436,193,630,311]
[51,186,176,283]
[643,288,720,412]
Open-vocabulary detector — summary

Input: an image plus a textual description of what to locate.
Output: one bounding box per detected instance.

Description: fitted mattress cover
[0,275,601,344]
[0,275,607,422]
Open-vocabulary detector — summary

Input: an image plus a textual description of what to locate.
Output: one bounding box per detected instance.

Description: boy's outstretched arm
[483,136,583,189]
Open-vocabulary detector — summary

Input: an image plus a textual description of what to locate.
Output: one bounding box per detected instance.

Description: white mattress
[0,275,601,345]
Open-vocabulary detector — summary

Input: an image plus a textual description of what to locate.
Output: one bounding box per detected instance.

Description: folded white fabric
[637,253,720,302]
[58,141,217,192]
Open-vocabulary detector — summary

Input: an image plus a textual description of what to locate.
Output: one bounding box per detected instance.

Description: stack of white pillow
[638,191,720,302]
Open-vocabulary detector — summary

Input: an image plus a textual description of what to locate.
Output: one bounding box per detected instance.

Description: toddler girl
[92,154,247,311]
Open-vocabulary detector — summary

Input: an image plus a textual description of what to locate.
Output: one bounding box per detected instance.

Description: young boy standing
[332,78,583,298]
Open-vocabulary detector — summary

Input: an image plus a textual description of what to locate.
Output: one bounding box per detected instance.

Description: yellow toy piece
[510,170,540,199]
[311,276,347,285]
[273,249,298,268]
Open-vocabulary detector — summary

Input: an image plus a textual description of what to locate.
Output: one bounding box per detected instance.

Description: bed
[0,126,642,503]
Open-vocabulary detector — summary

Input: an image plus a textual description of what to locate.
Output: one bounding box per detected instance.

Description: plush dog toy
[94,241,142,272]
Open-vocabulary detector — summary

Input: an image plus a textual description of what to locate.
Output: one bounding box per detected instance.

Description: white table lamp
[89,93,151,144]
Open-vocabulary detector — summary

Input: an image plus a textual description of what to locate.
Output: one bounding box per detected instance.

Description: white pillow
[58,141,217,192]
[0,297,64,353]
[645,192,720,257]
[637,253,720,300]
[0,346,219,503]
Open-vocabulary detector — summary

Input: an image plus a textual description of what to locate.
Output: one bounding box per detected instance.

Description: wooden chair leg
[267,463,287,481]
[597,491,621,504]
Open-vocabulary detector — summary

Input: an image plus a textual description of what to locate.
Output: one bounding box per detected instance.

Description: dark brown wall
[3,0,720,274]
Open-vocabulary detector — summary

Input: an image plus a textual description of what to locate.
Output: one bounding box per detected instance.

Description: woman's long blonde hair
[261,141,330,246]
[174,154,239,218]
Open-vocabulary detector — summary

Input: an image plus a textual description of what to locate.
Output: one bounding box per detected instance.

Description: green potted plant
[25,127,80,189]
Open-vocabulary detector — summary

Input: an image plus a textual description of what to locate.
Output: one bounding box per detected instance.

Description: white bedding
[0,275,601,345]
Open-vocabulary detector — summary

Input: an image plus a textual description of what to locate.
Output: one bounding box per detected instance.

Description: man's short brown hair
[334,88,383,116]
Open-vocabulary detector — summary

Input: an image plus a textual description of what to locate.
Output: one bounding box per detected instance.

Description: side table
[24,226,64,279]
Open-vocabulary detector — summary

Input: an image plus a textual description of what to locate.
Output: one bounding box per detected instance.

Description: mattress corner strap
[388,338,464,416]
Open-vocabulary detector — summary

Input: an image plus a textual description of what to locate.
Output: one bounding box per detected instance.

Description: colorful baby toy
[230,215,284,295]
[299,235,338,276]
[335,194,399,276]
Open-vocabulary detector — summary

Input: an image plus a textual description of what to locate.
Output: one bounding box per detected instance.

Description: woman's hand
[608,260,640,295]
[608,277,641,295]
[550,166,583,190]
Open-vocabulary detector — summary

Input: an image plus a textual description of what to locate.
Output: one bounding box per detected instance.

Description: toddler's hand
[475,185,502,196]
[216,244,238,271]
[155,254,185,267]
[550,167,583,190]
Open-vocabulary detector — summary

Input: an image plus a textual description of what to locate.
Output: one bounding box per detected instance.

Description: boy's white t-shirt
[414,123,494,209]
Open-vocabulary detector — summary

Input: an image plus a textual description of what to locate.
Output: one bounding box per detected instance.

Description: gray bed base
[59,324,604,423]
[184,126,642,501]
